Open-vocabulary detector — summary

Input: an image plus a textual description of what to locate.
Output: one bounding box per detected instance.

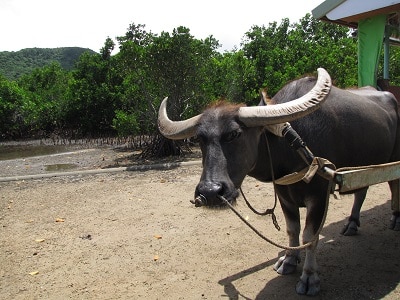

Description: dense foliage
[0,47,95,80]
[1,15,399,155]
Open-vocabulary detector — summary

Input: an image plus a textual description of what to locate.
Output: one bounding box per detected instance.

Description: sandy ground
[1,146,400,299]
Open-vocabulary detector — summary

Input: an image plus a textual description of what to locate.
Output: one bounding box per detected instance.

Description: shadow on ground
[219,200,400,299]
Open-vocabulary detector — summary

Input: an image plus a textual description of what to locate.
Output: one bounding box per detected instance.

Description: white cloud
[0,0,323,52]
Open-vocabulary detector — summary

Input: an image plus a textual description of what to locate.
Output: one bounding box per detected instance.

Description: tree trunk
[139,133,190,158]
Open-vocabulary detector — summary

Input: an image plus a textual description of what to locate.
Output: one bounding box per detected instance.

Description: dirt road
[1,146,399,299]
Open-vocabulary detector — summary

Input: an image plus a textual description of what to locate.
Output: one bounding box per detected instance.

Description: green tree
[389,46,400,85]
[112,109,139,137]
[242,18,292,96]
[115,24,220,156]
[290,14,357,87]
[0,75,27,138]
[65,39,123,136]
[3,15,388,143]
[143,26,220,156]
[146,26,219,119]
[17,62,70,134]
[377,44,400,86]
[242,14,357,97]
[209,50,258,105]
[115,23,155,136]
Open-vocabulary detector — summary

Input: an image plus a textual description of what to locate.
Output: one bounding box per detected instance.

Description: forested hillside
[0,47,96,80]
[1,15,399,155]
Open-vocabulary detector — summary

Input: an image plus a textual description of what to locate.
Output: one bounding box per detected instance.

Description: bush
[112,110,139,137]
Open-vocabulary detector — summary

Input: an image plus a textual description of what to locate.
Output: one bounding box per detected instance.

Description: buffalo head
[158,68,331,207]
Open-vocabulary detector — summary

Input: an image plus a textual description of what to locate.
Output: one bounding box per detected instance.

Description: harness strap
[275,122,336,185]
[275,157,336,185]
[233,123,336,250]
[231,122,336,249]
[246,125,336,232]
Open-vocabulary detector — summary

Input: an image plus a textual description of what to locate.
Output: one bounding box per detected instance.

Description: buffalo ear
[259,88,272,106]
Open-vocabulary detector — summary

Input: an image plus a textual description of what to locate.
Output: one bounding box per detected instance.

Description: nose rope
[219,178,332,251]
[234,130,283,232]
[218,194,306,250]
[238,127,315,232]
[239,187,280,231]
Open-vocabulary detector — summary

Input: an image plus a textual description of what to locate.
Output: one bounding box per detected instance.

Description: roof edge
[312,0,347,20]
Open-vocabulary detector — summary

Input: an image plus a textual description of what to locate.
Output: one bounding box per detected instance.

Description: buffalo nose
[197,181,223,204]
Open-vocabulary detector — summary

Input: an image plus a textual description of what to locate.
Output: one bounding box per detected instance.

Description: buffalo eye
[222,130,241,143]
[195,133,206,144]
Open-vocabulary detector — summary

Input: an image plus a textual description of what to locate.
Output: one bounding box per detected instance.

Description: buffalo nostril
[195,181,225,206]
[190,194,207,207]
[199,181,223,198]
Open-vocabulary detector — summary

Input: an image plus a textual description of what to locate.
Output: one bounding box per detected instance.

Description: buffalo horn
[158,68,331,139]
[158,98,202,139]
[237,68,331,126]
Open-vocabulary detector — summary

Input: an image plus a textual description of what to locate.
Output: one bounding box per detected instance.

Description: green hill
[0,47,96,80]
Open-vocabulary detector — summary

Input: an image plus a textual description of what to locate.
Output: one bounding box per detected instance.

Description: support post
[358,15,386,87]
[383,25,390,80]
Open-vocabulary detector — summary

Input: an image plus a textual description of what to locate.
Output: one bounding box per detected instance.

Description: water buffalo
[158,68,400,296]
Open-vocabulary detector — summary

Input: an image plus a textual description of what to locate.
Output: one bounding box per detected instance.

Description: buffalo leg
[389,179,400,231]
[295,186,327,296]
[341,187,368,236]
[273,187,301,275]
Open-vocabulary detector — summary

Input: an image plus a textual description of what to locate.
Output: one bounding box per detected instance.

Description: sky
[0,0,324,53]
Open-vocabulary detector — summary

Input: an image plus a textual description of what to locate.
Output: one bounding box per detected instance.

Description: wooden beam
[334,161,400,192]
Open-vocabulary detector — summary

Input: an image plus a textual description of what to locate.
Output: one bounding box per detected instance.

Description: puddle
[44,163,78,172]
[0,144,70,160]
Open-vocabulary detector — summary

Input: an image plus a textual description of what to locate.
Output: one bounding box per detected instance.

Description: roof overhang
[312,0,400,28]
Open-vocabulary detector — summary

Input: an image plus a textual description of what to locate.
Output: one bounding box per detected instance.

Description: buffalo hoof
[341,220,358,236]
[296,272,321,296]
[273,255,299,275]
[389,215,400,231]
